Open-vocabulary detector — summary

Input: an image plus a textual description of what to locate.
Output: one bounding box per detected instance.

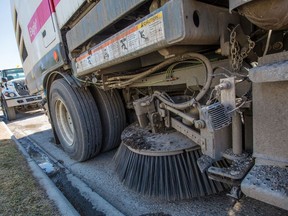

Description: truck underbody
[11,0,288,210]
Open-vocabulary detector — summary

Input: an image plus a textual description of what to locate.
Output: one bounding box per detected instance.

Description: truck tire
[1,96,16,121]
[49,79,102,161]
[89,87,126,152]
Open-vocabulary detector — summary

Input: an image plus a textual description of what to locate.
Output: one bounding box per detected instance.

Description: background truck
[0,68,42,120]
[11,0,288,210]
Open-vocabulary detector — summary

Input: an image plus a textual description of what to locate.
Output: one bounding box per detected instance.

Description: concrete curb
[22,133,125,216]
[0,121,80,216]
[67,173,125,216]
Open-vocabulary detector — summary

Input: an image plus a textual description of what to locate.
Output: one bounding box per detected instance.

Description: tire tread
[50,79,102,161]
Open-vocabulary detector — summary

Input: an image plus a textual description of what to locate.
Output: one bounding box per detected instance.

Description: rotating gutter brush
[114,124,228,200]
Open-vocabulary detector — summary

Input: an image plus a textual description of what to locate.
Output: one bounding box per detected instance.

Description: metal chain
[230,29,240,71]
[230,27,255,71]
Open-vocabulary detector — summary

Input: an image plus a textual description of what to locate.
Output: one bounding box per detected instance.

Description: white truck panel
[11,0,62,93]
[55,0,86,28]
[13,0,60,65]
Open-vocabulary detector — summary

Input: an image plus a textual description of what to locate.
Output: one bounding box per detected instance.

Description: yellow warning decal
[137,11,163,29]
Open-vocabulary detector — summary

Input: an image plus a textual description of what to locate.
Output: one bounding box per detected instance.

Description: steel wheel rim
[55,99,74,146]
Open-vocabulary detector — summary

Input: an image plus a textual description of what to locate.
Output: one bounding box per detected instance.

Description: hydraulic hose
[151,53,213,110]
[181,53,213,102]
[108,52,213,90]
[152,91,196,110]
[108,55,184,88]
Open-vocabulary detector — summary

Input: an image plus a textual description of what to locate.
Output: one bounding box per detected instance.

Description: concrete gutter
[0,121,80,216]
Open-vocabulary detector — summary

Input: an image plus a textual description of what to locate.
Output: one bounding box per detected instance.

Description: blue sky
[0,0,22,69]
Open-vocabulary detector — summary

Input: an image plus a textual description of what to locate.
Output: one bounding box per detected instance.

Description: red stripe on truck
[49,0,61,12]
[53,0,61,8]
[27,0,60,42]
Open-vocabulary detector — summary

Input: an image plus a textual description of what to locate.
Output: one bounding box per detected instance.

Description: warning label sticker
[76,11,165,73]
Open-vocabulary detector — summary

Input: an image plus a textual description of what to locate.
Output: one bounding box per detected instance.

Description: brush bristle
[114,143,228,200]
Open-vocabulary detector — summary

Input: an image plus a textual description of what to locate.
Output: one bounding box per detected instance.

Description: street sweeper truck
[11,0,288,210]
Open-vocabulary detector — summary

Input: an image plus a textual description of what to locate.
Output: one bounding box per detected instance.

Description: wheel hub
[55,99,74,146]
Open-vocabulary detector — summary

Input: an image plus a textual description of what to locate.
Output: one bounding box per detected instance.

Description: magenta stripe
[27,0,61,43]
[53,0,61,8]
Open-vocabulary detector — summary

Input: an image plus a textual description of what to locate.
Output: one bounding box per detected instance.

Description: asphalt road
[5,109,288,216]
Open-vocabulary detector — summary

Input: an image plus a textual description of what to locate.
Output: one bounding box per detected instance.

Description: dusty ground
[5,110,288,216]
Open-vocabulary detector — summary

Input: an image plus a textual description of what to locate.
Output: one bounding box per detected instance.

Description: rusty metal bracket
[170,117,203,147]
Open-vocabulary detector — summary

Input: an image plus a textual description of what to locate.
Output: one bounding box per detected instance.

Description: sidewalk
[0,113,79,216]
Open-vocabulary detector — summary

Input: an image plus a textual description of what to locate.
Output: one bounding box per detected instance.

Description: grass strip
[0,139,60,216]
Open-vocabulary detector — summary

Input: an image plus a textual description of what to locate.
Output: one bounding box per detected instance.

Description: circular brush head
[114,124,228,200]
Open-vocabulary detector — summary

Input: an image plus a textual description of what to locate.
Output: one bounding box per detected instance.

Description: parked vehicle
[0,68,42,120]
[10,0,288,210]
